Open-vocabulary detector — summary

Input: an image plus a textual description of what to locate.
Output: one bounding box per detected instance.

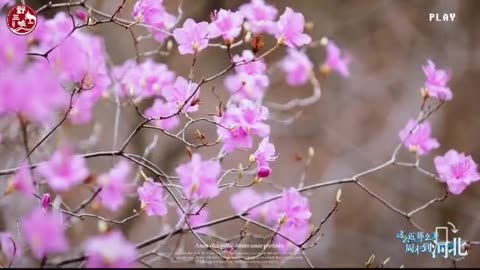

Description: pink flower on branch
[239,0,278,34]
[434,150,480,195]
[144,99,180,131]
[275,221,310,255]
[422,59,453,101]
[37,146,90,192]
[208,9,244,43]
[216,100,270,153]
[0,22,28,68]
[0,61,68,124]
[176,154,221,200]
[321,41,351,77]
[271,188,312,255]
[137,180,168,217]
[173,19,210,55]
[84,230,138,268]
[224,72,269,101]
[230,189,276,222]
[113,59,176,101]
[132,0,177,43]
[233,50,267,75]
[274,7,311,48]
[162,76,200,113]
[98,161,133,212]
[252,137,277,178]
[273,188,312,227]
[178,207,211,234]
[6,162,34,197]
[21,208,69,259]
[399,119,439,156]
[280,48,313,86]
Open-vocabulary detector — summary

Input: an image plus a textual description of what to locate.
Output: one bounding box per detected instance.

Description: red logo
[6,4,37,35]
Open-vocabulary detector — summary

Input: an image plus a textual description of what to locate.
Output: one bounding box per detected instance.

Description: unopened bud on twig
[98,220,109,234]
[365,254,375,267]
[336,189,342,203]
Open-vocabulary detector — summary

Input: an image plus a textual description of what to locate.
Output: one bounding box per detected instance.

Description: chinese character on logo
[6,4,37,35]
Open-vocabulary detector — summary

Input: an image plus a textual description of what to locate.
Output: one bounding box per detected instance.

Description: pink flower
[216,100,270,153]
[49,30,111,96]
[233,50,267,75]
[434,150,480,195]
[46,23,111,125]
[239,0,278,34]
[74,10,88,21]
[252,137,277,178]
[173,19,209,55]
[275,222,310,255]
[113,59,176,101]
[280,48,313,86]
[225,50,269,101]
[178,207,210,233]
[21,207,69,259]
[0,232,22,265]
[0,22,28,68]
[323,41,351,77]
[208,9,244,42]
[224,72,269,101]
[140,60,176,97]
[273,188,311,227]
[69,93,98,125]
[270,188,311,254]
[0,0,14,8]
[162,76,200,112]
[176,154,221,200]
[144,99,180,131]
[137,180,168,217]
[31,12,75,52]
[98,161,133,212]
[6,162,34,197]
[132,0,176,43]
[399,119,440,156]
[37,146,89,192]
[0,61,68,124]
[84,230,138,268]
[274,7,311,47]
[41,193,52,211]
[230,189,275,222]
[422,60,453,101]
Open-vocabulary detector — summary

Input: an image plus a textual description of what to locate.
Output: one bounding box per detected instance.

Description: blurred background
[1,0,480,267]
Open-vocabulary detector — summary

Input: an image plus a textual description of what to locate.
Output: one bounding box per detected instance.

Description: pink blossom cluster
[132,0,176,43]
[38,12,111,125]
[113,59,175,101]
[225,50,270,101]
[176,154,221,200]
[230,188,311,254]
[113,60,201,131]
[216,100,271,153]
[170,1,311,55]
[0,21,68,124]
[84,230,138,268]
[422,59,452,101]
[396,60,480,195]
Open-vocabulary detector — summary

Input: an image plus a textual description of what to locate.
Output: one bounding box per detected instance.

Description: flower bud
[74,10,88,21]
[41,193,51,211]
[257,166,271,178]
